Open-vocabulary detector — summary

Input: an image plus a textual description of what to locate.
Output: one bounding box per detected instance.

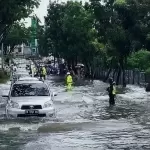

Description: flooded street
[0,77,150,150]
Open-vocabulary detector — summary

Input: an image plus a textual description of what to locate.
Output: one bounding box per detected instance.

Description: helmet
[67,72,70,75]
[113,81,116,85]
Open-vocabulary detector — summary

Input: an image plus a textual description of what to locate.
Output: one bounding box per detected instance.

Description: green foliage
[0,71,9,83]
[4,22,31,53]
[145,68,150,75]
[37,0,150,83]
[44,1,99,66]
[114,0,126,5]
[0,0,40,44]
[37,25,48,56]
[127,50,150,70]
[0,0,40,24]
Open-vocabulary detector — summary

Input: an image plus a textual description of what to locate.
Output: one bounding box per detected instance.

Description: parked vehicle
[11,72,30,84]
[18,77,39,81]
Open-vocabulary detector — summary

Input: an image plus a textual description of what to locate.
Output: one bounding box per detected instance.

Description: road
[0,76,150,150]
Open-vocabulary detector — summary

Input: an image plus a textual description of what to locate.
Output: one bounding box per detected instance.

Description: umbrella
[75,63,84,68]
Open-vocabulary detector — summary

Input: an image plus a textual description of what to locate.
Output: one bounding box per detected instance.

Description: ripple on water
[1,79,150,150]
[23,123,150,150]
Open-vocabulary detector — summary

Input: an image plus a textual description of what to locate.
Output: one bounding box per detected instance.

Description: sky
[25,0,49,27]
[25,0,88,27]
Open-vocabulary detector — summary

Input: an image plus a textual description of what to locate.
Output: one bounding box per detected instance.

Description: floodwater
[0,77,150,150]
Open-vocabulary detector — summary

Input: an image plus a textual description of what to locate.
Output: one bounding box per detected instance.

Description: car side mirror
[52,92,57,97]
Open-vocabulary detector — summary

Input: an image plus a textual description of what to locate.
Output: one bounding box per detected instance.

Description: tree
[40,0,150,86]
[127,50,150,71]
[45,1,66,58]
[37,25,48,56]
[89,0,150,86]
[0,0,40,44]
[3,22,31,54]
[44,1,100,73]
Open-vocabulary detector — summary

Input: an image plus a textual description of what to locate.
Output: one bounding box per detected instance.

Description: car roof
[16,69,27,71]
[15,80,44,84]
[14,72,29,75]
[18,77,39,81]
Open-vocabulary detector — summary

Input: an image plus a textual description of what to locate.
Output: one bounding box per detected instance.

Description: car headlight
[9,101,19,109]
[43,101,52,108]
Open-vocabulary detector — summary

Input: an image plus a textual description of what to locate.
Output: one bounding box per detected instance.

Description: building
[12,44,33,57]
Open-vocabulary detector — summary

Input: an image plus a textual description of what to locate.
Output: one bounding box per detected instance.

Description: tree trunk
[119,57,126,87]
[132,70,135,84]
[84,62,90,78]
[116,68,121,85]
[123,56,127,87]
[0,25,11,46]
[54,55,56,67]
[71,59,76,74]
[122,68,126,87]
[103,58,113,82]
[103,68,112,82]
[113,68,117,80]
[75,56,78,65]
[71,59,75,69]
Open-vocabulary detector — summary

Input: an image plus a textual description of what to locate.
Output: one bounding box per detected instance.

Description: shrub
[127,49,150,70]
[0,71,9,83]
[146,68,150,75]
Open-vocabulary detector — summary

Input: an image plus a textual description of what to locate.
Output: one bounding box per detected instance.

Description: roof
[15,80,44,84]
[18,77,39,81]
[16,68,27,71]
[14,71,29,75]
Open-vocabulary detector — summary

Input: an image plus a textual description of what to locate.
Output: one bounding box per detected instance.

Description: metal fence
[94,68,146,85]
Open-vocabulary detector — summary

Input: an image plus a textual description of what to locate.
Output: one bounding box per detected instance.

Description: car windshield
[11,83,50,97]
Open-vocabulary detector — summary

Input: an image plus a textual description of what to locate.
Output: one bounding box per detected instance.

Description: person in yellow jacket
[66,72,73,91]
[106,78,116,106]
[42,66,47,80]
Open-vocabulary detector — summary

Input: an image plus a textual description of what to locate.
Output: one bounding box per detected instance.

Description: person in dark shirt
[107,78,116,106]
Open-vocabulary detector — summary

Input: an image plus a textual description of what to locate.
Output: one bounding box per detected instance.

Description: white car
[16,68,27,72]
[11,72,30,84]
[18,77,39,81]
[5,80,56,118]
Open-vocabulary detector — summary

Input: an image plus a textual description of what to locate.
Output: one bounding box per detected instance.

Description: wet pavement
[0,77,150,150]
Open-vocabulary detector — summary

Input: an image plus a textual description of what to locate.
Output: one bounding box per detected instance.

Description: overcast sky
[25,0,49,27]
[25,0,88,27]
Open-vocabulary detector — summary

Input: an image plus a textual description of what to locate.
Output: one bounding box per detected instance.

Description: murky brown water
[0,77,150,150]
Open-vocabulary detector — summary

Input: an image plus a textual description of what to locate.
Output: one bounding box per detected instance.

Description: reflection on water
[0,79,150,149]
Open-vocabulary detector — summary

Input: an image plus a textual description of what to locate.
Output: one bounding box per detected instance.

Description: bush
[127,49,150,70]
[146,68,150,75]
[0,71,9,83]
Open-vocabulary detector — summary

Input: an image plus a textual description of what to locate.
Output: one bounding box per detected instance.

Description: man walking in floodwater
[107,78,116,106]
[66,72,73,91]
